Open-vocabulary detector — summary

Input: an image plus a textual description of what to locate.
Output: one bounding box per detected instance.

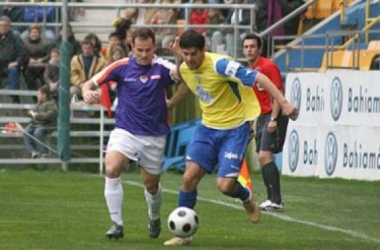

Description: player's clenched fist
[83,90,100,104]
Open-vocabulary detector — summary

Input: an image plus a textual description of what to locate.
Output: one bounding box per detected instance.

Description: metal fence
[0,1,257,58]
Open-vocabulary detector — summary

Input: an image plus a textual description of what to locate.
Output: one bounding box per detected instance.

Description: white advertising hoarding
[324,71,380,126]
[282,126,319,177]
[286,73,326,125]
[318,126,380,180]
[283,71,380,181]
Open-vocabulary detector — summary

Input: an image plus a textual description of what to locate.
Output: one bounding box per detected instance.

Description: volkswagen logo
[330,77,343,121]
[288,130,299,172]
[324,132,338,176]
[290,77,301,113]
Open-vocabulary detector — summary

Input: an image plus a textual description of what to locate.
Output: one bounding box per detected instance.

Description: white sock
[144,184,162,220]
[104,177,123,226]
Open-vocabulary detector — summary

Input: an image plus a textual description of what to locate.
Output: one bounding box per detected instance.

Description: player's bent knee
[181,171,201,191]
[217,179,235,196]
[180,162,205,192]
[105,152,128,178]
[105,165,123,178]
[145,183,159,195]
[143,178,160,194]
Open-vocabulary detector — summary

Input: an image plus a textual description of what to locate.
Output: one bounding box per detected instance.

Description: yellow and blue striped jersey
[180,52,261,129]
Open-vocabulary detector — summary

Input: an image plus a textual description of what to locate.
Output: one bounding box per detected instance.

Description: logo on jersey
[151,75,161,80]
[224,151,243,160]
[124,77,136,82]
[291,77,302,112]
[288,130,299,172]
[195,86,214,104]
[324,132,338,176]
[330,77,343,121]
[140,75,148,83]
[225,61,240,77]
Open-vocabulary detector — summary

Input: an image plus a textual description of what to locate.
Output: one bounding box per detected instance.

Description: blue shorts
[186,122,250,178]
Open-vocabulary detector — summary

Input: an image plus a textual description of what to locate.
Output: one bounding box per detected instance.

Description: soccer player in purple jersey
[82,28,187,240]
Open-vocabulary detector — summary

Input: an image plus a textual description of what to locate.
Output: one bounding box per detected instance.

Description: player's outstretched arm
[255,73,298,120]
[167,82,190,109]
[82,80,99,104]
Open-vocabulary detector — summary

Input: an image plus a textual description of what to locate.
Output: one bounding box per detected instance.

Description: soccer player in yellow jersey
[164,30,297,246]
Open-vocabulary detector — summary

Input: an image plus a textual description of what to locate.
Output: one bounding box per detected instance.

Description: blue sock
[178,189,197,209]
[232,181,250,202]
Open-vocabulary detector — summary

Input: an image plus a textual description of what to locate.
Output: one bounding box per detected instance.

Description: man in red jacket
[243,33,289,211]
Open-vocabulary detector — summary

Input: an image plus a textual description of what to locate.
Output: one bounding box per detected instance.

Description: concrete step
[85,0,127,3]
[72,0,128,43]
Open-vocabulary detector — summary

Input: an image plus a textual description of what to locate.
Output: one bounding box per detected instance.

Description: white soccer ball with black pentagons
[167,207,199,238]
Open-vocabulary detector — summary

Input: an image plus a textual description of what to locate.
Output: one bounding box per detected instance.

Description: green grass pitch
[0,168,379,250]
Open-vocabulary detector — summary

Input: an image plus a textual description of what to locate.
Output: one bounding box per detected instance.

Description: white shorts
[107,128,166,175]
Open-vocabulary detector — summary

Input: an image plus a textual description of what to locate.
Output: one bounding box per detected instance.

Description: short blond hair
[28,24,42,34]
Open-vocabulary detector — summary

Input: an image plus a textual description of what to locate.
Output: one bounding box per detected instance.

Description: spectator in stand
[100,45,126,117]
[207,8,225,52]
[112,17,132,54]
[189,0,211,50]
[125,27,134,57]
[44,47,60,101]
[22,0,56,41]
[70,38,106,101]
[24,24,52,91]
[190,0,209,35]
[256,0,303,35]
[0,0,24,29]
[211,0,251,56]
[255,0,303,56]
[68,0,86,22]
[101,32,124,64]
[150,0,178,53]
[110,45,125,62]
[124,0,158,27]
[0,15,25,103]
[55,24,81,57]
[174,0,189,19]
[84,32,102,56]
[22,84,57,159]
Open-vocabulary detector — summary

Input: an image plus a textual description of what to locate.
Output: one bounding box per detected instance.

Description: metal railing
[273,29,380,72]
[0,90,110,173]
[0,2,257,59]
[268,0,380,72]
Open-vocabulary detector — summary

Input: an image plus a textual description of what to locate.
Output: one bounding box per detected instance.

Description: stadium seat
[319,51,350,71]
[165,121,192,158]
[359,50,380,70]
[367,40,380,50]
[320,49,380,71]
[315,0,334,19]
[163,125,197,172]
[298,0,344,35]
[340,50,354,67]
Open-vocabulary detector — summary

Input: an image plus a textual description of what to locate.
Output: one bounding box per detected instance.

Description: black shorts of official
[254,112,289,154]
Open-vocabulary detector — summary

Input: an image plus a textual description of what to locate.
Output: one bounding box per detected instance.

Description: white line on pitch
[123,180,380,245]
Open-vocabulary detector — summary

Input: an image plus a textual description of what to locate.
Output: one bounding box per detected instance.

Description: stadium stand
[0,90,113,172]
[320,47,380,71]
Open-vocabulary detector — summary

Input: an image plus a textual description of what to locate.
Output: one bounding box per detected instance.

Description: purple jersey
[92,57,176,136]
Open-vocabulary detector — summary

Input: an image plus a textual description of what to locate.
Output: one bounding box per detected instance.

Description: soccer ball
[167,207,199,238]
